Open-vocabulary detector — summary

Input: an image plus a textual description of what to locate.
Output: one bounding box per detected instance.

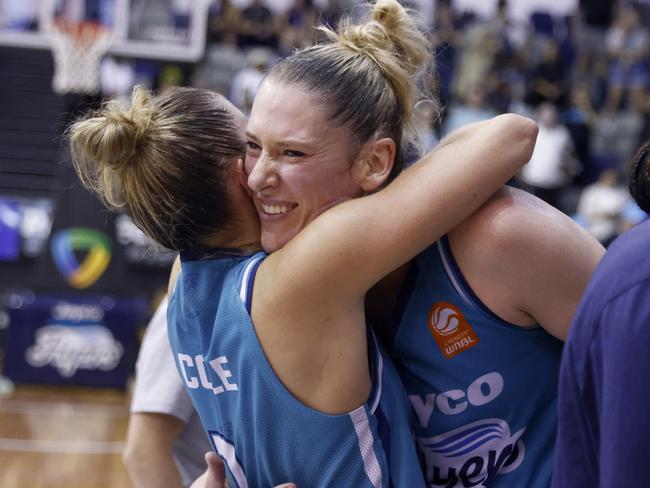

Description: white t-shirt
[131,298,211,488]
[577,183,630,241]
[521,124,574,189]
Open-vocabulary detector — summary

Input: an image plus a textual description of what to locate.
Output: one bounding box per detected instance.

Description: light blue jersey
[383,238,563,488]
[168,250,425,488]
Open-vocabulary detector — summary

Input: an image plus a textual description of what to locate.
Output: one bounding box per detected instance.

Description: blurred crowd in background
[8,0,650,247]
[195,0,650,248]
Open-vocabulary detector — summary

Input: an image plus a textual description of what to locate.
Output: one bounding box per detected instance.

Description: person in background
[229,48,271,115]
[443,84,497,135]
[575,169,630,246]
[123,297,210,488]
[237,0,278,49]
[553,139,650,488]
[279,0,318,55]
[604,4,649,114]
[519,102,577,212]
[524,40,568,109]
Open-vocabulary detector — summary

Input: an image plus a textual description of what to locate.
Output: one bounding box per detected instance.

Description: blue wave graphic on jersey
[422,421,507,458]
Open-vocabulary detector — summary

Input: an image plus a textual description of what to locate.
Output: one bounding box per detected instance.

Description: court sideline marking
[0,438,125,453]
[0,399,128,453]
[0,399,128,417]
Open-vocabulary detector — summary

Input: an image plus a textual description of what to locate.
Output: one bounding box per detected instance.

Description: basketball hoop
[49,19,113,95]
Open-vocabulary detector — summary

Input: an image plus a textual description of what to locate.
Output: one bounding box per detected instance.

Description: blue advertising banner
[3,290,147,388]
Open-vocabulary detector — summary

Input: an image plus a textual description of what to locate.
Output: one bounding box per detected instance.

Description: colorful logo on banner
[51,228,112,289]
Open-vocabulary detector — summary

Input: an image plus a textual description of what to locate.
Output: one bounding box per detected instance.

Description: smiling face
[244,78,364,252]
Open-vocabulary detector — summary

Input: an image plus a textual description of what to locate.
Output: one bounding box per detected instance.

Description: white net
[50,22,113,95]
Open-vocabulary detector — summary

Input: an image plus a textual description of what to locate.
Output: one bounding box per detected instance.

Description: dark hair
[629,139,650,214]
[268,0,435,181]
[68,86,246,251]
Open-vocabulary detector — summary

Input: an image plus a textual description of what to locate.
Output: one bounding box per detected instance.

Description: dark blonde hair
[68,86,246,251]
[269,0,435,179]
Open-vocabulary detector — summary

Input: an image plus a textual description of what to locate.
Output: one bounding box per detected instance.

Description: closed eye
[284,149,306,157]
[246,141,261,155]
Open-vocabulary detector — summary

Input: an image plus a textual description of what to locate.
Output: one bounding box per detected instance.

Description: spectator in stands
[431,0,460,111]
[575,169,630,246]
[604,4,649,113]
[238,0,279,49]
[564,81,597,184]
[452,22,500,102]
[633,85,650,151]
[443,84,497,135]
[229,47,271,115]
[279,0,318,56]
[207,0,241,45]
[592,87,645,179]
[614,87,646,172]
[519,102,577,211]
[488,0,525,51]
[525,39,568,109]
[194,30,247,97]
[575,0,614,74]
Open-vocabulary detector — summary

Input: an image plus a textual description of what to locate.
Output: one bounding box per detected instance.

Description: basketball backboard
[0,0,209,62]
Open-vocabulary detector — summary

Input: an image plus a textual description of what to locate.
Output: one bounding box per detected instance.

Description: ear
[234,158,253,196]
[351,137,396,193]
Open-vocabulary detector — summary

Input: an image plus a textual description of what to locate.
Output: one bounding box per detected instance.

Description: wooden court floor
[0,382,133,488]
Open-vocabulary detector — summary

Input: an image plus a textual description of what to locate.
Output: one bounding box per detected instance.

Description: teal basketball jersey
[168,251,426,487]
[383,237,563,487]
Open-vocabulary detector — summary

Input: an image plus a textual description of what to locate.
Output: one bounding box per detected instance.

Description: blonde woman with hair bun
[245,0,605,486]
[70,1,538,486]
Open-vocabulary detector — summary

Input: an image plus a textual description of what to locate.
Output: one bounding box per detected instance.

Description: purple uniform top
[553,218,650,488]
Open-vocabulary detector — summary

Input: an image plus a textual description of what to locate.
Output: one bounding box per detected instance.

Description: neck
[205,211,262,253]
[216,232,261,253]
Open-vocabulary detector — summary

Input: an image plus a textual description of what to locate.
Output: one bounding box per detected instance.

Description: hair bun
[334,0,429,79]
[372,0,402,32]
[322,0,432,138]
[74,86,157,172]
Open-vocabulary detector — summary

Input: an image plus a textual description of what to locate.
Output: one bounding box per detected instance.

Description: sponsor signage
[51,228,112,289]
[3,290,146,388]
[418,418,526,487]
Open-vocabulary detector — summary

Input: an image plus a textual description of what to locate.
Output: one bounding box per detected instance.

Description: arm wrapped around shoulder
[436,113,538,175]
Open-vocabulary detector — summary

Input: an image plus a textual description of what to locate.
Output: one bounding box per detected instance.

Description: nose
[247,152,278,193]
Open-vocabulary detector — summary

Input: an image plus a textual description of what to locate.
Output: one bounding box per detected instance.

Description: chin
[261,227,296,253]
[261,234,282,253]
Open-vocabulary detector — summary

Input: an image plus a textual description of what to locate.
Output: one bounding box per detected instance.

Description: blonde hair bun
[72,86,156,174]
[320,0,433,154]
[69,86,158,208]
[334,0,430,78]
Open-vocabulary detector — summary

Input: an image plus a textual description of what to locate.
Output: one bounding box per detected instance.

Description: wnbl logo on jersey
[428,302,480,358]
[418,418,525,488]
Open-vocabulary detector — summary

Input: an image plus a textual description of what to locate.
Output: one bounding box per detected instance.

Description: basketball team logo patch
[428,302,479,358]
[51,228,112,289]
